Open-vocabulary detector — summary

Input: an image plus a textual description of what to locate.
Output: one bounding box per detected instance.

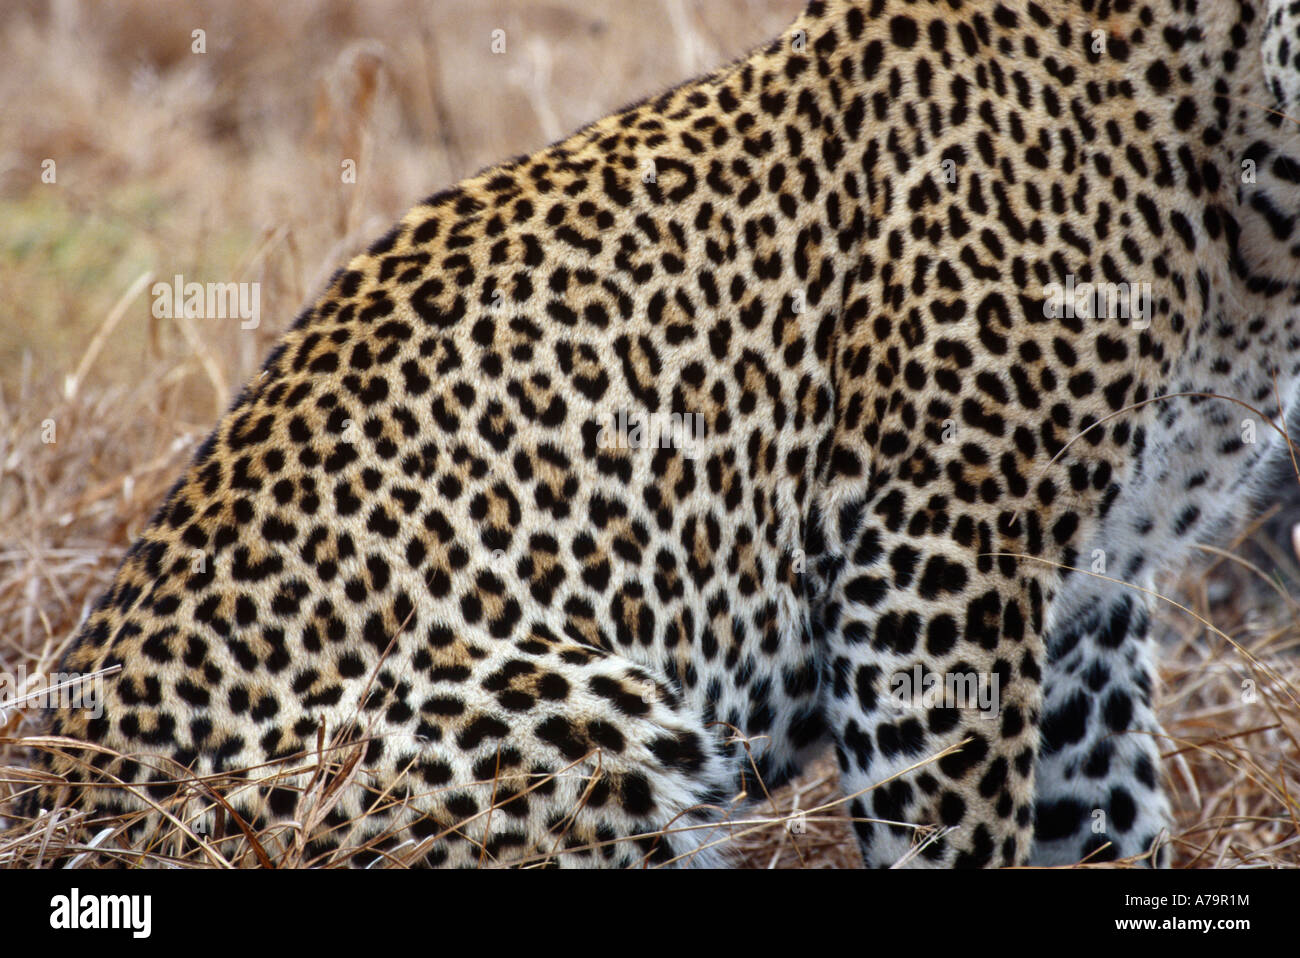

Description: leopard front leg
[810,496,1045,868]
[1030,588,1171,866]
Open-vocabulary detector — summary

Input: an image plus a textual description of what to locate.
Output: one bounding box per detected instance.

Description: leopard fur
[19,0,1300,868]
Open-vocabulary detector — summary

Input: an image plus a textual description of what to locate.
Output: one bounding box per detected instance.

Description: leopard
[14,0,1300,869]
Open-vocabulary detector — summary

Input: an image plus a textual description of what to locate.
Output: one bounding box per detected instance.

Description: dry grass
[1152,508,1300,869]
[1,0,1299,868]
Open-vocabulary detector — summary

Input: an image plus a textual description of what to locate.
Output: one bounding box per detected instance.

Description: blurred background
[0,0,801,397]
[1,0,1297,867]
